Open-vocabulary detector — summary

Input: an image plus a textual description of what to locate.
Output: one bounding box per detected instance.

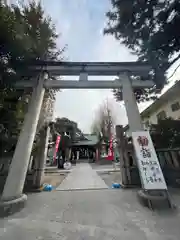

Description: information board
[132,131,167,190]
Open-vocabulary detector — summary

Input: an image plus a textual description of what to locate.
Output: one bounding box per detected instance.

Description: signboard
[132,131,167,190]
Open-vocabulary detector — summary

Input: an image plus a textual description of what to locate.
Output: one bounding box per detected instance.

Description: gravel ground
[90,163,115,170]
[98,172,122,188]
[1,163,180,239]
[43,173,67,188]
[1,189,180,239]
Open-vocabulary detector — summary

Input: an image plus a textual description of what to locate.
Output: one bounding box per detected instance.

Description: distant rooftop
[73,134,99,146]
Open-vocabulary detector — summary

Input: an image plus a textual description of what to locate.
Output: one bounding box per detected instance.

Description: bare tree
[91,99,116,140]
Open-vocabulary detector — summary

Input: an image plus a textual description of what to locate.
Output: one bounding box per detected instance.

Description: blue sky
[11,0,180,132]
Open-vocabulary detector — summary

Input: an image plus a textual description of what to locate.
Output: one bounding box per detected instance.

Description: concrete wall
[142,94,180,125]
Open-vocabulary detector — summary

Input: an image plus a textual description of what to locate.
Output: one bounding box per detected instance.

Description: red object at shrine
[106,136,114,161]
[53,135,61,164]
[137,136,149,147]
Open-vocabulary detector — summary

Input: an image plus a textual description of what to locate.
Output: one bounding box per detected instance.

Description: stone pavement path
[1,190,180,239]
[56,163,108,191]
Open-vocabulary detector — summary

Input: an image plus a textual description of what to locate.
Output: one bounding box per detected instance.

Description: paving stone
[56,163,108,191]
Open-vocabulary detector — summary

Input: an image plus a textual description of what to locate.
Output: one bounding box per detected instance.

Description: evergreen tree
[105,0,180,101]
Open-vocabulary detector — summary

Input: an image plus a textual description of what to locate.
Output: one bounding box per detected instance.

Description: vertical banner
[106,136,114,161]
[53,135,61,164]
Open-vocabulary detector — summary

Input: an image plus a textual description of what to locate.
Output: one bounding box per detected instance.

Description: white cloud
[93,35,137,62]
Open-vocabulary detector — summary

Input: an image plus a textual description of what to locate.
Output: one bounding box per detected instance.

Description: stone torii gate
[0,61,153,215]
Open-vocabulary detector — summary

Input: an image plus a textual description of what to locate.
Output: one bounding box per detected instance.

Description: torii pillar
[0,73,46,217]
[119,73,144,133]
[118,73,173,209]
[115,73,144,186]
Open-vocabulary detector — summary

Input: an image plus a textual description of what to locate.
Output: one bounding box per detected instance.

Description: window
[143,120,150,129]
[145,120,150,128]
[171,102,180,112]
[157,111,166,121]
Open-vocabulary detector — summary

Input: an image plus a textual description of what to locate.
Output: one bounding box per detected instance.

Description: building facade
[125,81,180,136]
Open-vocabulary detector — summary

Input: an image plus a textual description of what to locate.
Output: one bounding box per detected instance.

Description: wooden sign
[132,131,167,190]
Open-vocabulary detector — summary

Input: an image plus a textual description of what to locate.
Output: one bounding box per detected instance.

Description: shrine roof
[73,134,99,146]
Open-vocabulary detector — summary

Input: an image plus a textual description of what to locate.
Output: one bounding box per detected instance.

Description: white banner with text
[132,131,167,190]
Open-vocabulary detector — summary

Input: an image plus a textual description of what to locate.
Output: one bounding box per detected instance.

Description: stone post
[115,125,128,185]
[0,73,46,216]
[34,126,50,189]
